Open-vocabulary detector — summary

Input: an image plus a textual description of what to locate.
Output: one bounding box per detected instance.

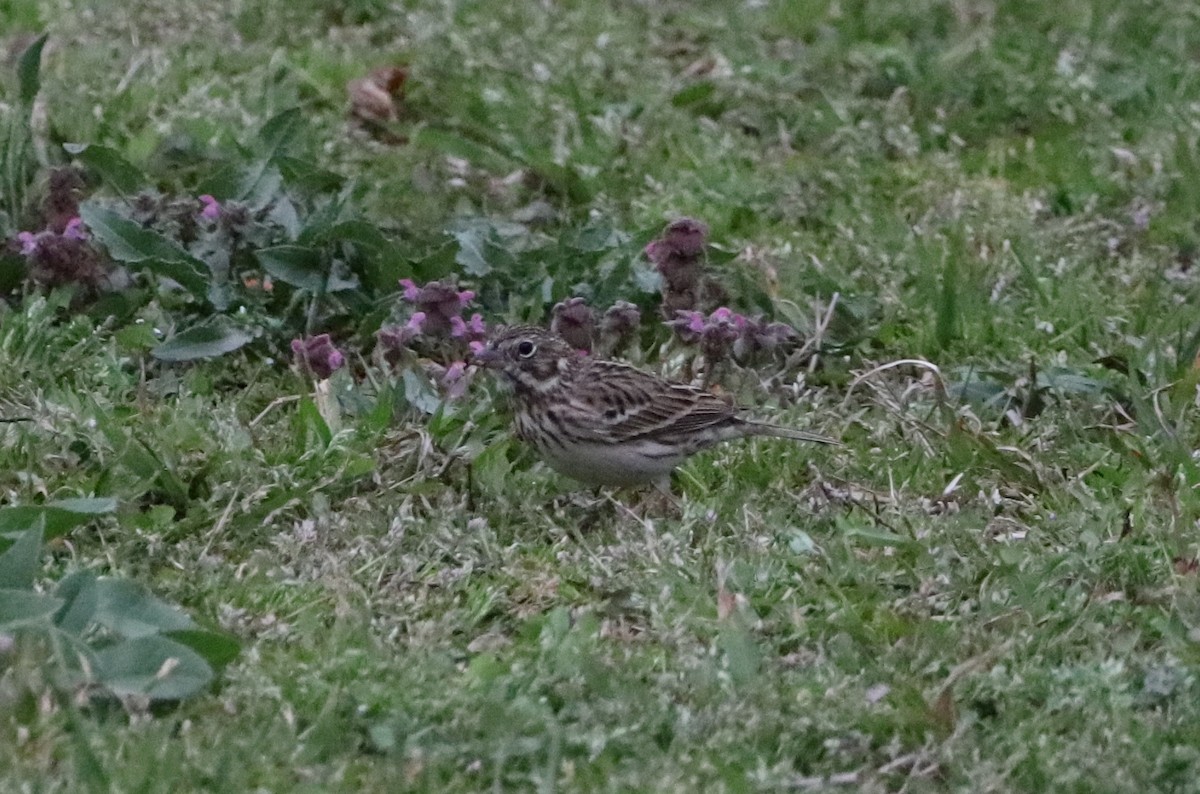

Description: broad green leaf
[256,245,326,292]
[259,108,304,158]
[79,203,208,298]
[0,589,62,628]
[94,635,214,700]
[0,498,115,541]
[447,223,492,276]
[569,223,628,253]
[401,369,442,415]
[17,34,47,105]
[152,319,252,362]
[327,219,391,252]
[62,144,144,194]
[0,516,44,589]
[236,161,284,209]
[166,629,241,668]
[48,497,117,515]
[54,570,99,635]
[276,155,345,193]
[92,578,196,638]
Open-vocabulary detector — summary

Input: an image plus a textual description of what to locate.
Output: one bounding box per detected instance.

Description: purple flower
[399,278,421,301]
[26,234,107,294]
[646,217,710,317]
[397,279,474,335]
[439,360,471,399]
[666,306,762,362]
[291,334,345,380]
[551,297,595,350]
[600,301,641,337]
[377,312,428,352]
[595,300,642,355]
[709,306,735,324]
[666,310,706,343]
[16,232,38,256]
[450,312,487,342]
[644,217,708,266]
[700,307,741,358]
[729,316,800,362]
[468,340,485,355]
[62,217,88,240]
[198,195,221,220]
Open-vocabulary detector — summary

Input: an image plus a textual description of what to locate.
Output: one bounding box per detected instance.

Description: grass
[4,0,1200,790]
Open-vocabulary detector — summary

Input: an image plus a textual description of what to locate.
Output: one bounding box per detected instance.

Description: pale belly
[537,439,688,487]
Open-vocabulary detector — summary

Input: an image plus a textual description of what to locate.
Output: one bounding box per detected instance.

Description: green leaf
[447,221,492,276]
[259,108,304,158]
[0,498,115,541]
[0,251,28,294]
[0,515,44,589]
[471,438,513,495]
[165,629,241,668]
[17,34,47,105]
[527,158,593,204]
[236,161,284,209]
[91,578,196,638]
[62,144,144,195]
[401,369,443,415]
[718,625,761,685]
[152,319,252,362]
[54,570,99,635]
[115,322,160,352]
[94,636,214,700]
[255,245,327,292]
[79,203,208,298]
[49,497,117,516]
[275,155,345,193]
[414,127,507,171]
[0,589,62,628]
[671,80,717,107]
[294,396,332,447]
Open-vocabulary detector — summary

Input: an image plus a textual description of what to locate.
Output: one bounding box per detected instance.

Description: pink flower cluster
[15,216,88,257]
[396,278,479,337]
[291,333,345,380]
[549,297,642,354]
[10,215,108,296]
[377,278,486,399]
[644,218,726,318]
[667,307,797,362]
[380,278,486,351]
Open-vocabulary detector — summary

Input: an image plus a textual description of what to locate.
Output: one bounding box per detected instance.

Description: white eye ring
[517,340,537,358]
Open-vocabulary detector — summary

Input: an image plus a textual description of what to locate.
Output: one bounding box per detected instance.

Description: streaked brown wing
[569,361,738,442]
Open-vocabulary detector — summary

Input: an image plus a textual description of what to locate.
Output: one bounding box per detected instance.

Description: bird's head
[471,325,578,394]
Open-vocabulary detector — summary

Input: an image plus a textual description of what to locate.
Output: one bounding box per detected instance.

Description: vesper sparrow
[473,326,838,488]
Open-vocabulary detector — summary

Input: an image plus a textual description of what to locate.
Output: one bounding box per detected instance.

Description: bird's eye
[516,340,537,358]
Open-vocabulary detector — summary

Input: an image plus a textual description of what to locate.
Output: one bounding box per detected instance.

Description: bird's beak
[471,346,504,369]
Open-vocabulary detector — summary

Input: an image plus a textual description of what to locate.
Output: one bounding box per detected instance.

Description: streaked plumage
[473,325,838,488]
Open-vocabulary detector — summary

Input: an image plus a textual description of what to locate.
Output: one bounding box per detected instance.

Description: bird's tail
[741,420,841,446]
